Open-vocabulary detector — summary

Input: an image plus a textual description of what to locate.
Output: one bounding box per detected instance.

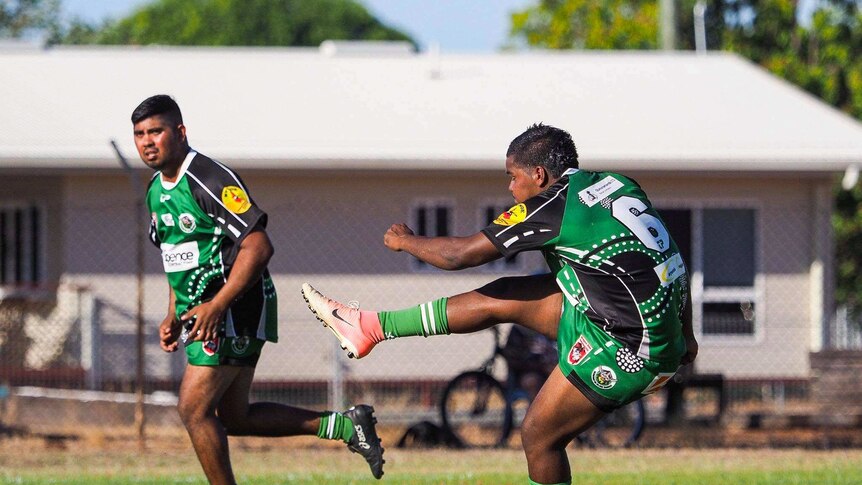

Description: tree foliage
[54,0,414,47]
[0,0,59,38]
[508,0,735,50]
[510,0,659,49]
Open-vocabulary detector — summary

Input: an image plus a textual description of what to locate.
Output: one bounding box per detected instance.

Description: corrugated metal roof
[1,45,861,173]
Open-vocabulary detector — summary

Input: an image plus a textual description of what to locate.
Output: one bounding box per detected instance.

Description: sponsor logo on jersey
[161,213,175,226]
[578,176,624,207]
[654,252,686,287]
[567,335,592,365]
[178,213,197,233]
[159,194,171,203]
[590,365,617,390]
[221,186,252,214]
[160,241,199,273]
[231,336,251,355]
[492,203,527,226]
[202,338,220,356]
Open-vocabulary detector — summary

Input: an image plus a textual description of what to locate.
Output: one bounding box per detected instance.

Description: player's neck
[160,148,191,183]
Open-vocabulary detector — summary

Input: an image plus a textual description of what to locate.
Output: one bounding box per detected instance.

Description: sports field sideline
[1,434,860,485]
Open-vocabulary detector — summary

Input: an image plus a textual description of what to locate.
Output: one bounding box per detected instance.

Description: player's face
[506,155,544,203]
[133,115,187,173]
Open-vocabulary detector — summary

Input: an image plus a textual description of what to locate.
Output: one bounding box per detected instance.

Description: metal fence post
[80,289,101,390]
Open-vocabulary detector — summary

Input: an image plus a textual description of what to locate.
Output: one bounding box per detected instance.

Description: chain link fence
[2,175,860,443]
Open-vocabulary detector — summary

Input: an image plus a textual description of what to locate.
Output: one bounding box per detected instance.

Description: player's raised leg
[302,273,561,359]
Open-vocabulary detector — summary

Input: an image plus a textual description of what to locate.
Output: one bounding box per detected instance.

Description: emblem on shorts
[202,338,220,356]
[591,365,617,390]
[178,213,196,233]
[567,335,592,365]
[231,336,251,355]
[615,347,645,373]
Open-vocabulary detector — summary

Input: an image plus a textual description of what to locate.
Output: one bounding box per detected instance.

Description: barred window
[0,204,45,287]
[660,207,758,337]
[410,200,453,271]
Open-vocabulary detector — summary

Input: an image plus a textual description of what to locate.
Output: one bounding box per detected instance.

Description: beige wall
[53,170,832,381]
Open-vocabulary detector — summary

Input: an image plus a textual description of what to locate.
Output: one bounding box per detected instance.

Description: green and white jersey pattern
[482,168,687,363]
[146,150,277,342]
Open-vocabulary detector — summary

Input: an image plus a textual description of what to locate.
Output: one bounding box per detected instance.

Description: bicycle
[438,326,645,448]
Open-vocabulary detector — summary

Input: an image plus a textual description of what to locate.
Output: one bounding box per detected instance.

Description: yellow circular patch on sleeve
[492,203,527,226]
[221,186,252,214]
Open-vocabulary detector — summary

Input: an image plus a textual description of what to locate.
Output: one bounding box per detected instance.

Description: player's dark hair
[507,123,578,178]
[131,94,183,126]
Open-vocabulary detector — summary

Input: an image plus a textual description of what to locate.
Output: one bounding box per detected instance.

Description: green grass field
[1,437,861,485]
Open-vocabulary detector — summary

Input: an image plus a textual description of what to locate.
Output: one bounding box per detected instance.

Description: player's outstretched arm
[383,223,500,270]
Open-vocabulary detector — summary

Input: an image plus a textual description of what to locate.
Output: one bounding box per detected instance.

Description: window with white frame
[479,200,521,271]
[410,200,453,270]
[659,207,758,337]
[0,204,45,287]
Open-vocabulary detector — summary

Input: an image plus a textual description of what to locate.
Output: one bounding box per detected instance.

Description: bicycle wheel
[439,371,512,448]
[577,399,645,448]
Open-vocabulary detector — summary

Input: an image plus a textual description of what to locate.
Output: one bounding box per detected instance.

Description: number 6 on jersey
[611,196,670,253]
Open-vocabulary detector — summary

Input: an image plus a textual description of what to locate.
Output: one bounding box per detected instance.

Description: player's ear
[177,123,187,143]
[535,165,550,187]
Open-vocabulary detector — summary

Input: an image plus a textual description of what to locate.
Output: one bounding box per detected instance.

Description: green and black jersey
[146,150,277,342]
[482,168,687,363]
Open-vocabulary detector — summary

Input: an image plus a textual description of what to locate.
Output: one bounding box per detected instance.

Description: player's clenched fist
[159,315,182,352]
[384,223,415,251]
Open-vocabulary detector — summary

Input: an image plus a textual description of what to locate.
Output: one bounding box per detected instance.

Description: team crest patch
[591,365,617,390]
[202,338,220,356]
[231,336,251,355]
[178,213,197,233]
[567,335,592,365]
[492,203,527,226]
[615,347,645,373]
[222,186,252,214]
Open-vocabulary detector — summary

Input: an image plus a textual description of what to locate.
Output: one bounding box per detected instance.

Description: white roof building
[2,45,861,173]
[1,45,860,395]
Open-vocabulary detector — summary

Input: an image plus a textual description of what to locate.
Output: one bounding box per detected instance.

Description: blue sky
[60,0,823,51]
[61,0,533,53]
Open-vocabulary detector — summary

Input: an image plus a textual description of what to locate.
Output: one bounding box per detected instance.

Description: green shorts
[185,336,264,367]
[558,301,680,412]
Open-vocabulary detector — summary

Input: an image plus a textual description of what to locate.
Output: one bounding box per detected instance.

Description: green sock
[528,480,571,485]
[378,297,450,338]
[317,411,354,443]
